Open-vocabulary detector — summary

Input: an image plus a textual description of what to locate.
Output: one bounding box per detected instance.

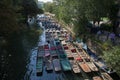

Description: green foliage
[0,0,43,79]
[44,0,116,35]
[0,0,20,37]
[100,23,113,31]
[22,0,40,16]
[103,46,120,75]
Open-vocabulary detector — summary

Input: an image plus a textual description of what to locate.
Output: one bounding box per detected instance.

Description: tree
[22,0,39,16]
[0,0,20,37]
[103,46,120,75]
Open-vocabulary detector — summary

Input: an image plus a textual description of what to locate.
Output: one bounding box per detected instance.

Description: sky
[38,0,53,3]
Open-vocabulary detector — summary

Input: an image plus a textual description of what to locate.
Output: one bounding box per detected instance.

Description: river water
[23,15,99,80]
[24,27,86,80]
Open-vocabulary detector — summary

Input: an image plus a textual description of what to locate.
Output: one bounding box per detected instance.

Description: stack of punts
[76,44,99,72]
[69,45,90,73]
[101,73,113,80]
[36,57,43,75]
[57,51,72,71]
[72,45,91,73]
[93,76,103,80]
[55,41,72,71]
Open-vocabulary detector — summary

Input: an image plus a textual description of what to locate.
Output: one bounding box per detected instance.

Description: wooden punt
[38,46,44,51]
[50,50,57,57]
[37,46,44,57]
[37,51,44,57]
[36,57,43,75]
[44,44,49,50]
[84,58,98,72]
[93,76,103,80]
[86,62,98,72]
[101,73,113,80]
[52,59,61,72]
[69,58,81,73]
[61,59,72,71]
[65,50,73,59]
[79,62,91,73]
[76,57,91,73]
[45,54,53,71]
[94,61,106,70]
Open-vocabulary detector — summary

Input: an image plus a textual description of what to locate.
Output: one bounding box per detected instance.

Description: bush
[100,23,112,31]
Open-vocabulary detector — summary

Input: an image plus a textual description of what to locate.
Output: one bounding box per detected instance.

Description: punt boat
[93,76,103,80]
[76,57,91,73]
[45,53,53,71]
[69,57,81,73]
[101,72,113,80]
[52,59,61,72]
[60,59,72,71]
[36,57,43,76]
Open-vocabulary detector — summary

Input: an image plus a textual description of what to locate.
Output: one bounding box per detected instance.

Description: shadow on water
[0,29,40,80]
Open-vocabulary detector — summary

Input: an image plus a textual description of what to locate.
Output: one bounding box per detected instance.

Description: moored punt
[94,61,106,71]
[45,56,53,71]
[86,62,98,72]
[37,51,44,57]
[69,58,81,73]
[44,49,53,71]
[101,73,113,80]
[61,59,72,71]
[50,50,57,57]
[79,62,91,73]
[93,76,103,80]
[76,57,91,73]
[44,44,49,50]
[37,46,44,57]
[46,61,53,71]
[38,45,44,51]
[36,57,43,76]
[52,59,61,72]
[65,50,73,59]
[84,58,98,72]
[57,48,67,60]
